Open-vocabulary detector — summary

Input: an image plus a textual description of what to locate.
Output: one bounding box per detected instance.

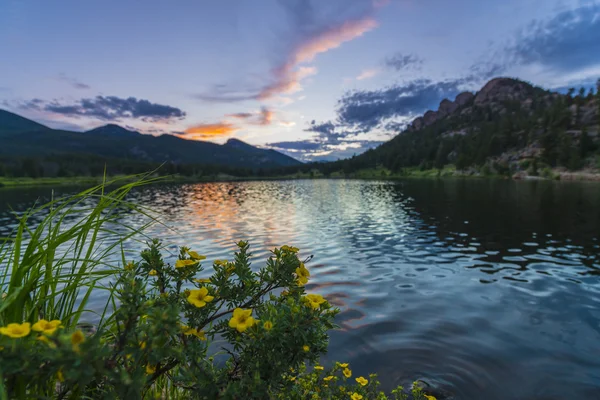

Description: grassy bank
[3,164,600,189]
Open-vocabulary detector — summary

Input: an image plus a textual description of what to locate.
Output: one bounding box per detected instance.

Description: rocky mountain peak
[473,77,533,106]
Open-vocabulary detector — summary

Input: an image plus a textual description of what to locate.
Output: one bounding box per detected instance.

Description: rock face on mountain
[455,92,474,106]
[408,91,474,131]
[407,78,545,132]
[438,99,458,117]
[474,77,532,106]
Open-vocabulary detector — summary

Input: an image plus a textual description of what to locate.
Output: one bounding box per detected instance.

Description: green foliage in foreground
[0,182,438,399]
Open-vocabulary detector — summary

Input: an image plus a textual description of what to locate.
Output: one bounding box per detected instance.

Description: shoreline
[2,168,600,189]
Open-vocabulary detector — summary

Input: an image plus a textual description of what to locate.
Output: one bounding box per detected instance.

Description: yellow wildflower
[303,345,310,352]
[263,320,273,331]
[149,269,158,276]
[71,330,85,352]
[323,375,334,381]
[187,287,214,308]
[175,259,197,268]
[194,278,211,283]
[314,365,324,371]
[289,376,296,382]
[424,396,437,400]
[140,341,147,349]
[182,326,206,340]
[355,376,368,386]
[228,308,256,333]
[57,369,64,382]
[187,250,207,261]
[281,245,300,253]
[337,362,349,368]
[146,364,156,375]
[343,368,352,378]
[295,263,310,285]
[125,262,135,271]
[0,322,31,338]
[32,319,62,335]
[350,393,363,400]
[304,293,326,310]
[214,259,228,267]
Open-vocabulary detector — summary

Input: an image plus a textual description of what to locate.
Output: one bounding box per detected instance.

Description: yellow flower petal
[343,368,352,378]
[175,259,197,268]
[229,308,256,333]
[0,322,31,338]
[71,330,85,352]
[187,250,207,261]
[32,319,62,335]
[356,376,368,386]
[187,287,214,308]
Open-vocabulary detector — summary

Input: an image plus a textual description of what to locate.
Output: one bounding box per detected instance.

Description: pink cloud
[258,17,378,100]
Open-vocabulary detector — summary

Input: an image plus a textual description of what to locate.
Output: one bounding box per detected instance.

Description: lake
[1,179,600,399]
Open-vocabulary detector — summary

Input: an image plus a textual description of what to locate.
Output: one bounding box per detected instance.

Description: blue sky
[1,0,600,161]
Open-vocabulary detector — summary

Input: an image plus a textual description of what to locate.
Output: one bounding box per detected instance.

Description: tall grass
[0,174,161,330]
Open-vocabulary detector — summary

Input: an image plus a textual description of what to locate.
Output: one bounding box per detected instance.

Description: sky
[1,0,600,161]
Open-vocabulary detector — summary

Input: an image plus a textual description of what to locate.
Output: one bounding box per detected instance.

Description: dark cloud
[509,4,600,73]
[226,112,254,119]
[467,4,600,82]
[38,96,186,122]
[336,79,463,131]
[267,139,383,162]
[57,73,91,90]
[384,53,423,71]
[305,120,336,135]
[267,141,322,151]
[269,115,385,161]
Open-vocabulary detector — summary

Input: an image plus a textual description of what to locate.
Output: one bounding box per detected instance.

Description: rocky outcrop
[412,117,423,131]
[474,77,533,106]
[438,99,458,117]
[423,110,438,126]
[455,91,474,106]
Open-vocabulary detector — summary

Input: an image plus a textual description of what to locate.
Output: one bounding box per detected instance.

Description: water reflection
[2,179,600,399]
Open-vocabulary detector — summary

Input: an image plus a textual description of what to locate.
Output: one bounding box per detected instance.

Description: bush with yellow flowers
[0,239,436,399]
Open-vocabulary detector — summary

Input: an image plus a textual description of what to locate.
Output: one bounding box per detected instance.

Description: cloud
[196,1,379,103]
[268,138,383,161]
[384,53,423,71]
[510,4,600,73]
[57,73,91,90]
[268,115,385,161]
[336,79,463,131]
[356,68,380,80]
[226,112,254,120]
[279,121,297,127]
[258,107,274,125]
[467,4,600,85]
[33,96,186,122]
[225,107,274,126]
[181,122,238,140]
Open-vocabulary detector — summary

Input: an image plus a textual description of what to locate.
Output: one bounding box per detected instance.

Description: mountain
[283,77,600,177]
[0,109,49,136]
[85,124,141,138]
[0,110,301,169]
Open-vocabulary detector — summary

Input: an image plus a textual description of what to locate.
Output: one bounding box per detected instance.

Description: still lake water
[2,179,600,399]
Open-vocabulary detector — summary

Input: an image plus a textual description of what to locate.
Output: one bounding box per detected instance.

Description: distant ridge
[0,110,302,168]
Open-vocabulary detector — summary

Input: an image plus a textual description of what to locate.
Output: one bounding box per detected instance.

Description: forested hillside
[275,78,600,178]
